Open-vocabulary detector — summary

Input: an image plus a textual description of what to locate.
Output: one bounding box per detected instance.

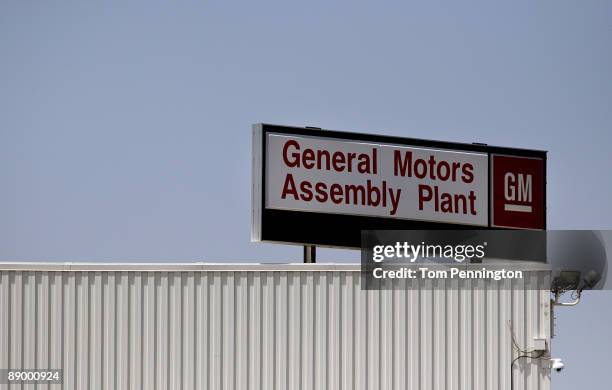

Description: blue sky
[1,1,611,388]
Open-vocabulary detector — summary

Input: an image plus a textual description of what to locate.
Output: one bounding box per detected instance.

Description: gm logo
[504,173,532,212]
[492,154,545,229]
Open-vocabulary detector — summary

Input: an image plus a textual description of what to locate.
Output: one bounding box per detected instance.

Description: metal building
[0,263,551,390]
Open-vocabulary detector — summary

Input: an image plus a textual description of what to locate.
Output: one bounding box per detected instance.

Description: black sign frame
[252,123,547,248]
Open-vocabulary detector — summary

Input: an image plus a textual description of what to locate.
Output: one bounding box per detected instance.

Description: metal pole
[302,126,322,264]
[303,245,316,263]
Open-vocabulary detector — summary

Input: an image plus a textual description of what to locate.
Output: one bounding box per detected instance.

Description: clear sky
[1,1,611,388]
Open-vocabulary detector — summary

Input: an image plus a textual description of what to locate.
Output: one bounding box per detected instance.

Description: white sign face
[265,133,489,226]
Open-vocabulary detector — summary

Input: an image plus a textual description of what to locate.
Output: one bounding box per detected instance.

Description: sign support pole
[302,125,321,263]
[303,245,316,263]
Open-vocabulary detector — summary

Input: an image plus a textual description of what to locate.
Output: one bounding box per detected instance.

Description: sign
[266,134,489,225]
[491,155,545,229]
[252,124,546,247]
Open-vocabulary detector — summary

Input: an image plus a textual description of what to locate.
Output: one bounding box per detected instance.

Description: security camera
[551,358,564,372]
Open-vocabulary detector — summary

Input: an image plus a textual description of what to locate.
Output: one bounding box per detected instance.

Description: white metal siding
[0,264,551,390]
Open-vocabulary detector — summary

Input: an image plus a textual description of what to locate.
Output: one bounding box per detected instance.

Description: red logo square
[491,155,545,229]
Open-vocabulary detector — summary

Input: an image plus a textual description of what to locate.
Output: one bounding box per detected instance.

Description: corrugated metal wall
[0,263,551,390]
